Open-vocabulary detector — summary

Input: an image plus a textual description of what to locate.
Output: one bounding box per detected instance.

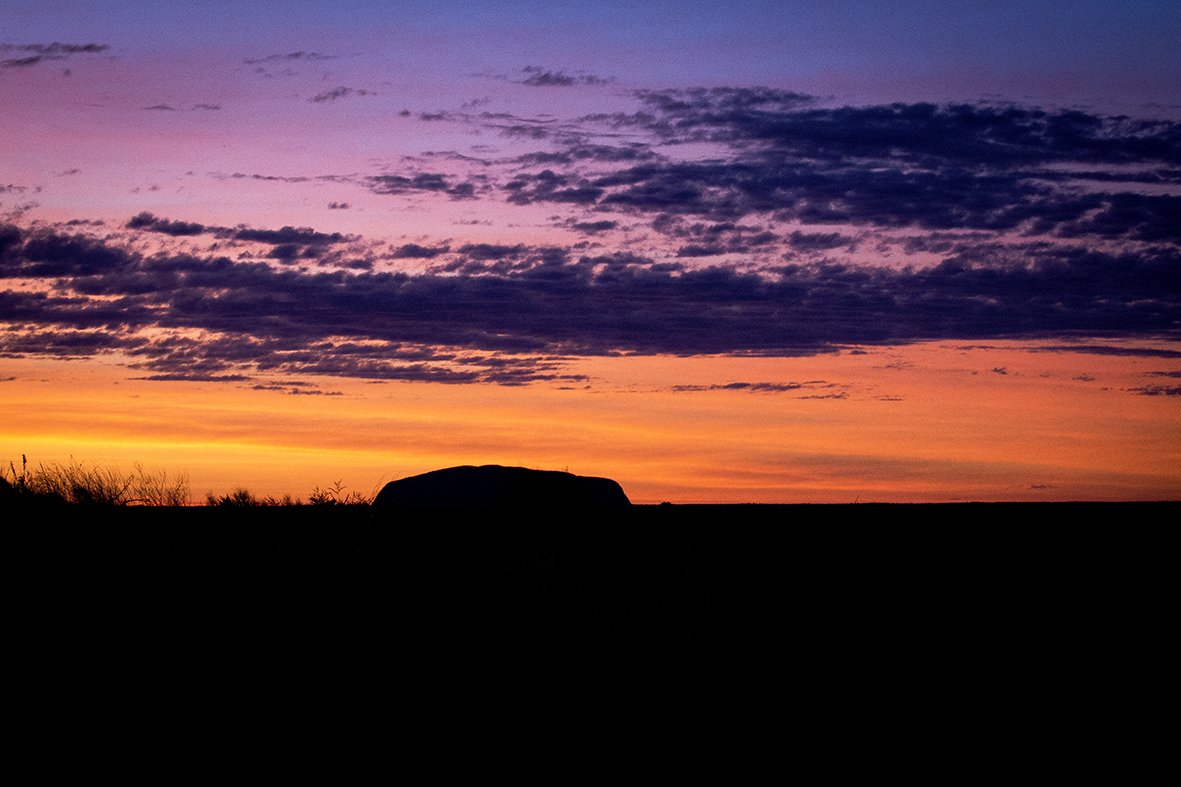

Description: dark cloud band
[2,223,1177,385]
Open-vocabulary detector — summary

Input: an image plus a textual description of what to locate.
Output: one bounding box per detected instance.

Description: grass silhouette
[5,454,375,506]
[3,454,189,506]
[205,479,372,506]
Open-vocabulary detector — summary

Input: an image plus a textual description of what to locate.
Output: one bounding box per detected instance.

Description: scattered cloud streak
[244,51,336,65]
[1,42,108,70]
[310,86,374,103]
[520,65,614,87]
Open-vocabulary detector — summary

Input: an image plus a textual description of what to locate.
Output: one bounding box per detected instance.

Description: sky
[2,0,1179,503]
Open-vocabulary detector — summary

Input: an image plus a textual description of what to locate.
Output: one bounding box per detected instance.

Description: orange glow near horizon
[4,340,1178,503]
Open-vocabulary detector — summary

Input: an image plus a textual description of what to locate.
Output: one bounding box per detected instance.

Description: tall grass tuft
[3,455,190,506]
[129,463,191,506]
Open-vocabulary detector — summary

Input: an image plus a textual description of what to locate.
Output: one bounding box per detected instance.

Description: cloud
[514,143,655,165]
[671,380,842,394]
[787,231,856,252]
[126,212,205,236]
[675,244,725,258]
[1,42,108,70]
[123,216,365,263]
[3,229,137,277]
[368,173,476,199]
[503,170,604,205]
[147,87,1181,260]
[1031,345,1181,358]
[233,226,347,245]
[455,243,527,260]
[391,243,449,259]
[484,89,1181,246]
[1127,385,1181,396]
[636,86,815,118]
[310,86,373,103]
[3,223,1178,388]
[586,159,1181,239]
[652,217,780,254]
[5,88,1180,387]
[133,373,252,382]
[632,89,1179,168]
[572,220,617,234]
[244,52,336,65]
[520,66,613,87]
[252,384,343,395]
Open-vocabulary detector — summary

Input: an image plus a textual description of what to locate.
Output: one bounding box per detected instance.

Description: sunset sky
[3,0,1179,503]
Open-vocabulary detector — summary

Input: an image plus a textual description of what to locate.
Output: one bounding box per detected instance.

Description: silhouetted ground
[15,501,1174,732]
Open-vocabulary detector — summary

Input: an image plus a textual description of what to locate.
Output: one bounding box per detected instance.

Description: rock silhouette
[372,464,630,507]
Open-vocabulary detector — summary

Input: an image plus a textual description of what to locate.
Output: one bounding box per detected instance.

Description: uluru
[372,465,630,507]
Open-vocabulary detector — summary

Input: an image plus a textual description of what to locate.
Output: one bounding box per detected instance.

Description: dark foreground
[16,502,1174,730]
